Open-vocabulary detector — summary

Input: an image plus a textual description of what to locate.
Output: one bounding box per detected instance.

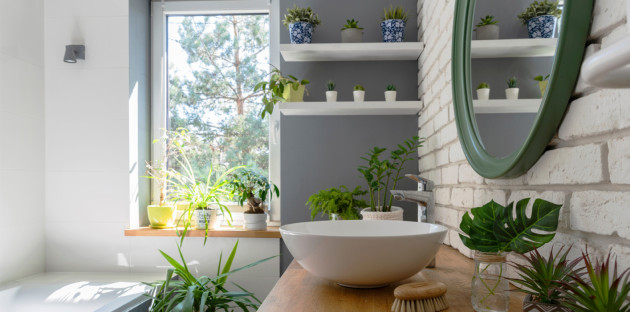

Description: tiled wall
[0,0,45,283]
[417,0,630,271]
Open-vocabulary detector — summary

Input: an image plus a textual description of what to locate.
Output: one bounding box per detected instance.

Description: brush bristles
[391,295,448,312]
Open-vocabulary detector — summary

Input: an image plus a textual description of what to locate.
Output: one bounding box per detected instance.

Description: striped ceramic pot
[523,295,571,312]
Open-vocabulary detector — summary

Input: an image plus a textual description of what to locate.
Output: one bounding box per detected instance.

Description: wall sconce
[63,45,85,63]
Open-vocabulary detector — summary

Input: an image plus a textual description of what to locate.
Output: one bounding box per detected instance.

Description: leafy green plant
[561,251,630,312]
[306,185,367,220]
[255,67,310,118]
[357,136,424,212]
[386,84,397,91]
[147,240,276,312]
[353,84,365,91]
[459,199,562,253]
[510,246,584,304]
[506,77,518,88]
[341,18,363,30]
[282,5,321,29]
[517,0,562,25]
[477,82,490,89]
[476,15,498,28]
[382,5,409,22]
[534,74,550,82]
[326,80,336,91]
[228,168,279,214]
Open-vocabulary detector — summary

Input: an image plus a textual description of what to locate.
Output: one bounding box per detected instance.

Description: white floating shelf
[471,38,557,59]
[280,42,425,62]
[278,101,422,116]
[473,99,541,114]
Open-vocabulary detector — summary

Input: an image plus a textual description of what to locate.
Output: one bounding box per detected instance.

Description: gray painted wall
[278,0,420,273]
[471,0,557,158]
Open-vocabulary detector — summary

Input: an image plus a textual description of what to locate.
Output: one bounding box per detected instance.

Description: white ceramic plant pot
[243,212,267,231]
[326,91,338,102]
[341,28,363,43]
[477,88,490,100]
[384,91,397,102]
[476,24,500,40]
[353,90,365,102]
[195,209,221,230]
[360,206,404,221]
[505,88,519,100]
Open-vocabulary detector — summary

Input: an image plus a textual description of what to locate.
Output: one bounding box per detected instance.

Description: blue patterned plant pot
[381,19,406,42]
[289,22,314,44]
[526,15,557,38]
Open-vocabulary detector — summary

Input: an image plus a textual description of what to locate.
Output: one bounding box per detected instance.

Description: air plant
[341,18,363,30]
[382,5,409,22]
[326,80,336,91]
[386,84,397,91]
[476,15,498,28]
[506,77,518,88]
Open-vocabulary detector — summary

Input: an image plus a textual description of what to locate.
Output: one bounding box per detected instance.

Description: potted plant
[534,74,550,97]
[505,77,519,100]
[381,5,409,42]
[353,84,365,102]
[326,80,337,102]
[144,160,176,229]
[282,5,321,44]
[475,15,499,40]
[476,82,490,100]
[341,19,363,43]
[518,0,563,39]
[147,240,275,311]
[385,84,397,102]
[229,168,279,231]
[459,198,562,312]
[560,251,630,312]
[255,67,310,118]
[510,247,584,312]
[306,185,367,220]
[357,136,424,220]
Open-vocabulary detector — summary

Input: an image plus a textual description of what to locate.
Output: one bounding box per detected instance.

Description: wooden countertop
[124,226,281,238]
[259,246,525,311]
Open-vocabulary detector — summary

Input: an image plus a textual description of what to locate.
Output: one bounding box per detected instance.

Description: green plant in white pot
[255,67,309,118]
[326,80,337,102]
[505,77,519,100]
[306,185,367,220]
[385,84,397,102]
[340,18,363,43]
[476,82,490,100]
[229,168,279,231]
[475,15,499,40]
[357,136,424,220]
[353,84,365,102]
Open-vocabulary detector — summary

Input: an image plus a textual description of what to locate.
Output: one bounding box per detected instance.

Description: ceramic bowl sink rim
[279,220,448,238]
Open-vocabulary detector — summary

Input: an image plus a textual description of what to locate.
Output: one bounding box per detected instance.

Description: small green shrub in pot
[476,82,490,100]
[255,67,310,118]
[518,1,563,38]
[475,15,499,40]
[283,5,321,44]
[340,18,363,43]
[385,84,397,102]
[381,5,409,42]
[505,77,519,100]
[229,168,279,230]
[353,84,365,102]
[306,185,367,220]
[325,80,337,102]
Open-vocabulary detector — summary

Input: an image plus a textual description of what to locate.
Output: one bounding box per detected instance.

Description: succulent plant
[326,80,336,91]
[477,82,490,89]
[353,84,365,91]
[382,5,409,23]
[282,5,321,29]
[341,18,363,30]
[476,15,498,28]
[386,84,397,91]
[506,77,518,88]
[517,1,562,25]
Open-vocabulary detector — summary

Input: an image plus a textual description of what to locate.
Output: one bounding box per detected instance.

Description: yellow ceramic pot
[147,204,176,229]
[282,84,305,102]
[539,80,549,97]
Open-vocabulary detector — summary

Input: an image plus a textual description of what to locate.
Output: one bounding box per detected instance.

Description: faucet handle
[404,174,434,191]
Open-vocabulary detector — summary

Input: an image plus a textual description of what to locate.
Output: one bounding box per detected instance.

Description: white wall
[0,0,45,284]
[43,0,278,299]
[417,0,630,272]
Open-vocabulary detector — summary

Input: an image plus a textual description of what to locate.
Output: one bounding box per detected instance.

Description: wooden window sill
[124,226,281,239]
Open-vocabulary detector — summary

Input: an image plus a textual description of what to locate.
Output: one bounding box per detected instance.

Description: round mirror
[452,0,593,178]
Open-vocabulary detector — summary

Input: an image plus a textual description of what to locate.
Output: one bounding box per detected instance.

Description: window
[151,1,280,221]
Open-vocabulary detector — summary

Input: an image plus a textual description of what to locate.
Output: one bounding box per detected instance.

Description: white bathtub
[0,272,161,312]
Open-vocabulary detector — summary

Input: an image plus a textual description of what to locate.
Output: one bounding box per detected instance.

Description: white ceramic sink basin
[280,220,447,288]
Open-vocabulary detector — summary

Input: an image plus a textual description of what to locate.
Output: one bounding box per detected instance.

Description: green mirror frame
[452,0,594,178]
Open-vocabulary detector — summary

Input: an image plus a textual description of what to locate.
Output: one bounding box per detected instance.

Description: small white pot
[341,28,363,43]
[476,24,500,40]
[476,88,490,100]
[505,88,519,100]
[243,212,267,230]
[195,209,221,230]
[360,206,404,221]
[353,90,365,102]
[384,91,397,102]
[326,91,338,102]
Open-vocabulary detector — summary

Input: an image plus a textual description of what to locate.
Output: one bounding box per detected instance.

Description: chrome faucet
[390,174,434,223]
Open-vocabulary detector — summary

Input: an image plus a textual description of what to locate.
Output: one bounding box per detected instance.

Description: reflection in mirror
[470,0,563,158]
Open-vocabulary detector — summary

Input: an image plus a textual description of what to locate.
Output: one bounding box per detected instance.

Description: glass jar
[471,251,509,312]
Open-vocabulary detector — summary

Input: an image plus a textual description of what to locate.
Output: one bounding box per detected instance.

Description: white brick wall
[417,0,630,270]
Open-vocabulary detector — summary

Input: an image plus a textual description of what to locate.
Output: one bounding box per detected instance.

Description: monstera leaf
[459,199,562,253]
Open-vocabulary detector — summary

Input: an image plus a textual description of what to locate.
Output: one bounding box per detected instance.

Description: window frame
[150,0,281,223]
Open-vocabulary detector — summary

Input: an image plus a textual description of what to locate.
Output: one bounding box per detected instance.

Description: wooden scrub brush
[391,281,448,312]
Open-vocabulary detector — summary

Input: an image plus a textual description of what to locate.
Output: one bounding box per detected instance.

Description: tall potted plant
[306,185,367,220]
[357,136,424,220]
[340,18,363,43]
[282,5,321,44]
[475,15,499,40]
[459,198,562,312]
[255,67,310,118]
[381,5,409,42]
[518,1,563,39]
[229,168,279,231]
